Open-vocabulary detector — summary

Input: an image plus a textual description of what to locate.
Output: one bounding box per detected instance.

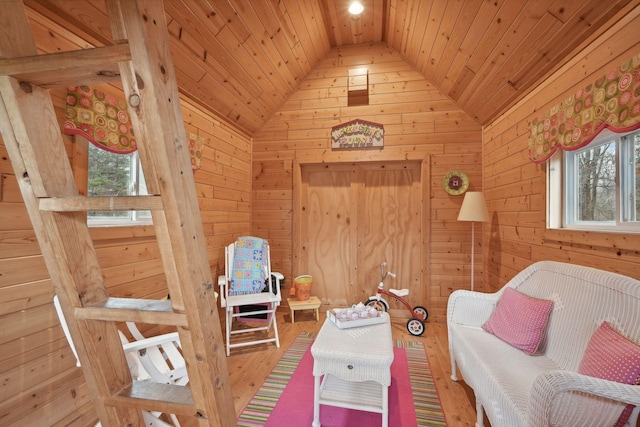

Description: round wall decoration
[443,171,469,195]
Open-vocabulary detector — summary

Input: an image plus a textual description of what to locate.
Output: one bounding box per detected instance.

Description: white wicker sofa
[447,260,640,427]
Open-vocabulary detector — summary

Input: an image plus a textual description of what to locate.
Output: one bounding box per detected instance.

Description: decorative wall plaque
[331,119,384,149]
[443,170,469,195]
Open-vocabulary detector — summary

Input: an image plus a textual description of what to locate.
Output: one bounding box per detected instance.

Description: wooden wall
[5,3,639,426]
[252,42,483,323]
[482,6,640,291]
[0,85,251,425]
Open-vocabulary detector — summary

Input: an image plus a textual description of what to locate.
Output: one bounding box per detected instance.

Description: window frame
[547,128,640,234]
[85,140,153,228]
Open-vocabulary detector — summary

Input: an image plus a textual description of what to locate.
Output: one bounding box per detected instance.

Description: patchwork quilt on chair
[230,236,268,296]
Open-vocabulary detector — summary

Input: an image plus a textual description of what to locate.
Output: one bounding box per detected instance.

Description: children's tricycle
[365,262,428,336]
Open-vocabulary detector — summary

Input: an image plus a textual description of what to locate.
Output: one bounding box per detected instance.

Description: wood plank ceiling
[23,0,637,135]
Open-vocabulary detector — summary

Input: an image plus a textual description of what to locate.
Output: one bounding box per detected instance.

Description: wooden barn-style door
[294,160,429,315]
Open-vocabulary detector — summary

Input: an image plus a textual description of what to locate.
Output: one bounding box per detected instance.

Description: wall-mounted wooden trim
[543,228,640,252]
[421,156,431,309]
[294,148,433,164]
[292,157,303,276]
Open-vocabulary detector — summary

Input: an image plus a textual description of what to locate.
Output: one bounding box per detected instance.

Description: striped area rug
[238,331,447,426]
[397,340,447,426]
[238,331,315,425]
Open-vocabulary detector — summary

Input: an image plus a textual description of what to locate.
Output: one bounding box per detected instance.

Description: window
[87,142,152,226]
[548,128,640,233]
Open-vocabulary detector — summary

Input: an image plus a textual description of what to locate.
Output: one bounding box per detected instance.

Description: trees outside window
[556,129,640,232]
[573,141,615,222]
[87,143,151,225]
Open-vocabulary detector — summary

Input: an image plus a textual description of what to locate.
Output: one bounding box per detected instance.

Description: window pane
[136,163,152,220]
[619,131,640,223]
[576,142,615,222]
[88,144,132,218]
[556,129,640,232]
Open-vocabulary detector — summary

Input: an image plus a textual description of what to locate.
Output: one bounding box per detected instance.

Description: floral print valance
[528,53,640,163]
[64,86,204,170]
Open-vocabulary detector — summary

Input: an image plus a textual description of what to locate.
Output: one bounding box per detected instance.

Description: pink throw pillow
[482,287,554,355]
[578,322,640,427]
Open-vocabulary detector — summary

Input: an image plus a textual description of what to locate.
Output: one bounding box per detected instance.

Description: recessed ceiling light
[348,2,364,15]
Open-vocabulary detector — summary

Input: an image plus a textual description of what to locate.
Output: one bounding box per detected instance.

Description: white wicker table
[311,313,393,427]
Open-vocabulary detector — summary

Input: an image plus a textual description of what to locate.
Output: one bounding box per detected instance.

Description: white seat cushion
[451,324,560,427]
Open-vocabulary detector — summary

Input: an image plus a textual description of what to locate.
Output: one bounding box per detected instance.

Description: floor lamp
[457,192,489,291]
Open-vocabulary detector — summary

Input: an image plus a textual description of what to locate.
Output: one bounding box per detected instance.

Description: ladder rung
[0,44,131,88]
[75,298,188,327]
[39,196,163,212]
[11,65,123,88]
[106,380,195,417]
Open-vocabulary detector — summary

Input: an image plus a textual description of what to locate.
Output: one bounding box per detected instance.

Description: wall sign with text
[331,119,384,149]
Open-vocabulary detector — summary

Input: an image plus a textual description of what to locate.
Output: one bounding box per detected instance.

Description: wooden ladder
[0,1,235,426]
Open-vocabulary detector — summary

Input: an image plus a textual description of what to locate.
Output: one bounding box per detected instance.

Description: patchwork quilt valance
[64,85,136,153]
[187,132,204,171]
[528,53,640,163]
[64,86,205,170]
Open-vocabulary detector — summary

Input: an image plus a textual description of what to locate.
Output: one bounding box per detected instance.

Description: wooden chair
[53,295,185,426]
[217,236,283,356]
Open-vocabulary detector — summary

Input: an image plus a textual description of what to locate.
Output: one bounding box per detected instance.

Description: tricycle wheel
[412,306,428,321]
[406,318,424,336]
[365,298,388,312]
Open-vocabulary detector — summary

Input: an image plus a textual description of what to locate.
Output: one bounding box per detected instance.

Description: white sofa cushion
[451,324,560,426]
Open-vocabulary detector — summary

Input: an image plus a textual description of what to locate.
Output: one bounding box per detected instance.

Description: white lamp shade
[457,191,489,222]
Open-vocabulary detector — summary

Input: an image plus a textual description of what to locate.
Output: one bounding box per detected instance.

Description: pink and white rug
[237,331,446,426]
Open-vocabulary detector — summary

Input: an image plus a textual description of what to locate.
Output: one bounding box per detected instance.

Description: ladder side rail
[0,3,105,303]
[104,3,188,327]
[106,1,235,426]
[0,80,143,426]
[0,2,143,425]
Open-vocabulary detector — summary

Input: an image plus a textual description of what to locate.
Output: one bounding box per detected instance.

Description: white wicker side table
[310,313,393,427]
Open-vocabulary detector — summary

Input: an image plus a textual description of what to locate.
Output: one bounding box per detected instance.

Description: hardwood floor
[223,310,481,426]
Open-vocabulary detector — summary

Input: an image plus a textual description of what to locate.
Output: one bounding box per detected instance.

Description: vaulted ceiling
[24,0,636,135]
